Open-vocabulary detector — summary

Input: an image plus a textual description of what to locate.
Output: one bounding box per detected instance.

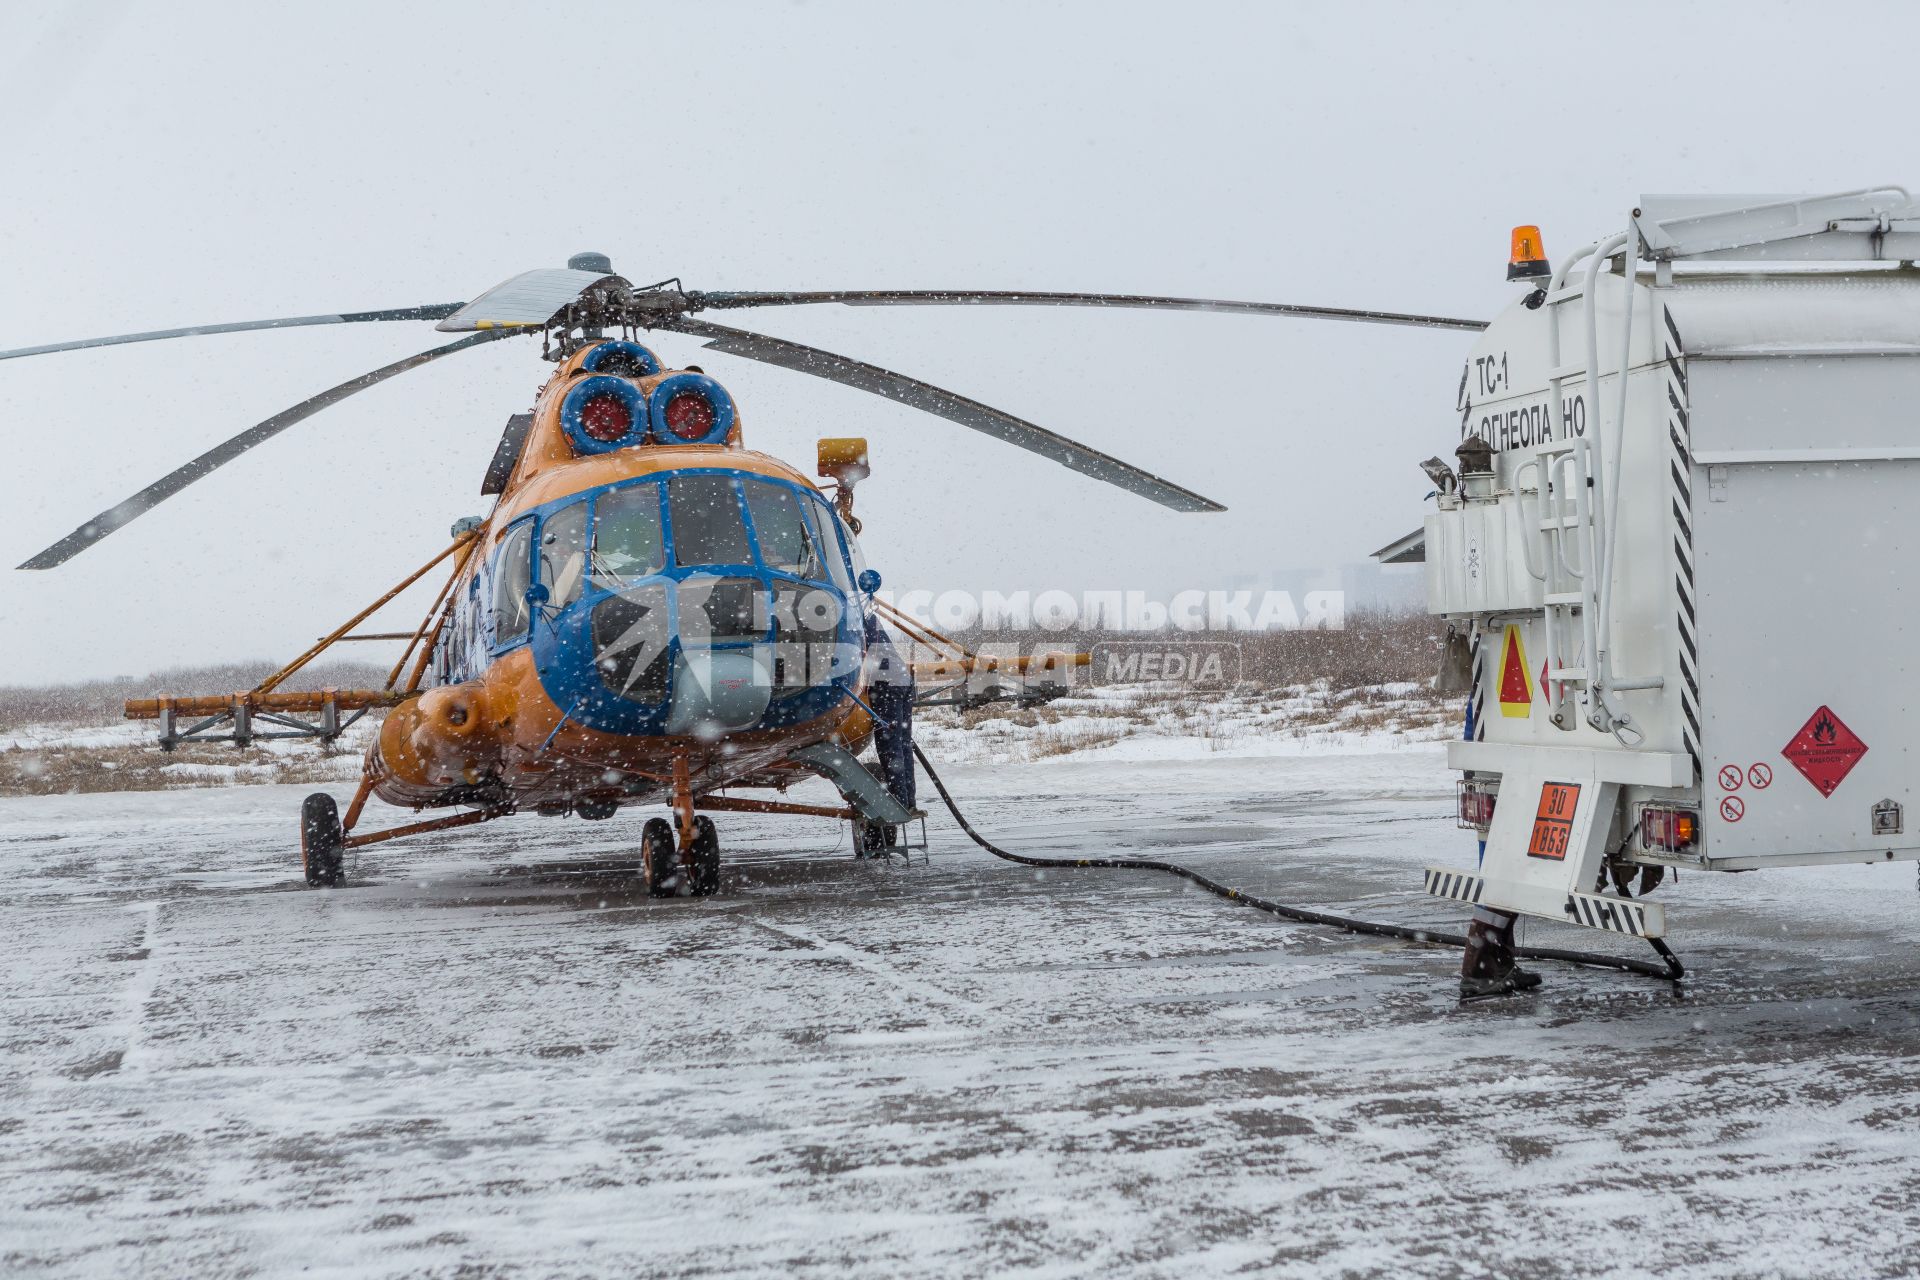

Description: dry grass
[1,740,364,797]
[916,607,1455,761]
[927,608,1445,689]
[0,658,388,797]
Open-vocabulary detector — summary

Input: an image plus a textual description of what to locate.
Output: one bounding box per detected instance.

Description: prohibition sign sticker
[1718,765,1744,791]
[1748,763,1773,789]
[1721,796,1746,823]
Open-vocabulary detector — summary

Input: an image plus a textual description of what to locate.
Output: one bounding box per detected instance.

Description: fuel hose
[910,744,1685,984]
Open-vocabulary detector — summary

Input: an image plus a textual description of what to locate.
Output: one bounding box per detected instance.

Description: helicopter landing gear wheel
[641,818,680,898]
[689,816,720,897]
[300,793,345,888]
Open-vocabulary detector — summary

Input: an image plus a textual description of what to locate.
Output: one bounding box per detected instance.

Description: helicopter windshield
[741,479,823,580]
[565,473,852,598]
[590,485,665,590]
[492,520,534,646]
[554,473,861,709]
[539,503,587,610]
[670,475,752,567]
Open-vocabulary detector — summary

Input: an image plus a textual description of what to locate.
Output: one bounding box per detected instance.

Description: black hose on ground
[910,744,1685,985]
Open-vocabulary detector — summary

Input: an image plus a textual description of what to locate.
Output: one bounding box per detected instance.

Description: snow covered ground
[4,740,1920,1278]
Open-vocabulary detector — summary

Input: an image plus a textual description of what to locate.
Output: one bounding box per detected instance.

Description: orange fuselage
[367,339,876,813]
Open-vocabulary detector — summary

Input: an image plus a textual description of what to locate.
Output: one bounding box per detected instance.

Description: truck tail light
[1641,806,1698,852]
[1457,781,1497,831]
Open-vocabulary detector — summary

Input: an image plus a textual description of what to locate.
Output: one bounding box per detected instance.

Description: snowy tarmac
[4,747,1920,1278]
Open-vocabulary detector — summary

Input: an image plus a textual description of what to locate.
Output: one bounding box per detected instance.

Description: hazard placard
[1527,782,1581,860]
[1497,625,1533,719]
[1782,705,1868,798]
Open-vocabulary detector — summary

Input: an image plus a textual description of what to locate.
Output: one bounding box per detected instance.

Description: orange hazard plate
[1526,782,1581,861]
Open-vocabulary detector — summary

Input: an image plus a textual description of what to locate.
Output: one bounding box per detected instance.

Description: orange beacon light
[1507,225,1551,282]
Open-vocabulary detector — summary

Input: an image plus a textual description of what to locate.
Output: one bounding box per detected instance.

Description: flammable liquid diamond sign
[1781,705,1868,798]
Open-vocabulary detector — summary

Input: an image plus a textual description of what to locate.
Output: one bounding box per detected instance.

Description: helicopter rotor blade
[16,329,521,570]
[684,289,1486,332]
[660,316,1225,513]
[0,303,469,363]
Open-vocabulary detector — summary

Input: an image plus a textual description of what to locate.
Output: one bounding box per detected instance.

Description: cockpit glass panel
[492,520,534,647]
[772,580,845,697]
[742,479,823,581]
[809,494,857,596]
[590,484,665,590]
[539,502,588,609]
[669,474,752,567]
[591,582,671,705]
[676,576,766,645]
[844,520,871,589]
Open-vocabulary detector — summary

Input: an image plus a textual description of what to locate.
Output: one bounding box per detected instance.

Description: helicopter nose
[663,648,774,738]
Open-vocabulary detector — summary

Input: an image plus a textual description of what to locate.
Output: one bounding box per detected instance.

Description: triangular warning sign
[1498,625,1533,718]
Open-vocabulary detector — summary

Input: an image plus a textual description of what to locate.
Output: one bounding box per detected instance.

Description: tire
[641,818,679,898]
[300,793,345,888]
[689,816,721,897]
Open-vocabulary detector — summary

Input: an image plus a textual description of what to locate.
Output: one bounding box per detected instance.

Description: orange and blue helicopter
[9,257,1478,893]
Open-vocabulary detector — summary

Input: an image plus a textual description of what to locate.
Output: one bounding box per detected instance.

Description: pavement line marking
[116,901,164,1077]
[740,917,990,1018]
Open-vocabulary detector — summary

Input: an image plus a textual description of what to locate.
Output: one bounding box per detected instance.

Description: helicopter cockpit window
[590,484,665,590]
[539,502,588,610]
[492,520,534,647]
[591,582,671,706]
[843,517,872,590]
[772,581,844,697]
[809,495,858,597]
[742,479,824,581]
[669,474,753,567]
[676,576,766,644]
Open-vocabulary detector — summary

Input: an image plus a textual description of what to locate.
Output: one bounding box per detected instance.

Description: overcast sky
[2,0,1913,685]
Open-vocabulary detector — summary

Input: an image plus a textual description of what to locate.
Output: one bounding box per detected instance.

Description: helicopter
[8,255,1478,895]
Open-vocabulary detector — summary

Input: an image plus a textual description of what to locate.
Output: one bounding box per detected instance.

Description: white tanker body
[1413,188,1920,987]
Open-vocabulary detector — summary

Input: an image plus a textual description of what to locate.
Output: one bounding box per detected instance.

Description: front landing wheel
[300,793,345,888]
[641,818,679,898]
[689,816,720,897]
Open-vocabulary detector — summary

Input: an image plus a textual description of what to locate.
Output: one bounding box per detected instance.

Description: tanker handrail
[1512,457,1547,583]
[1585,228,1635,736]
